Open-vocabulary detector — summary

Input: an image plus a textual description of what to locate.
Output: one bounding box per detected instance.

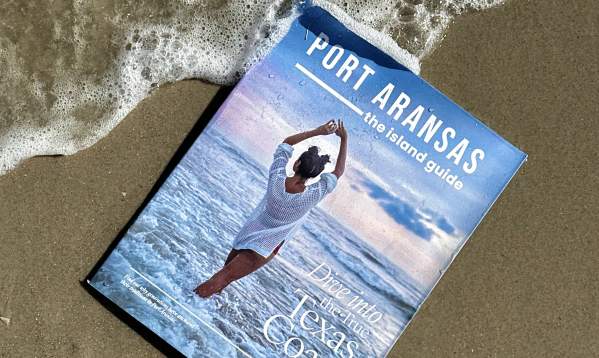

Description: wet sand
[1,1,598,357]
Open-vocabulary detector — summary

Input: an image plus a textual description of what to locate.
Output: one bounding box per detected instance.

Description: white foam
[314,0,421,72]
[0,0,506,174]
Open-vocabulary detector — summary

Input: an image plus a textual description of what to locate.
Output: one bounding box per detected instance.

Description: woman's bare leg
[223,249,241,267]
[194,243,283,298]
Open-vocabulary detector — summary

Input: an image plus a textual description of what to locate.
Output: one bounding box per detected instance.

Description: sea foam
[0,0,505,174]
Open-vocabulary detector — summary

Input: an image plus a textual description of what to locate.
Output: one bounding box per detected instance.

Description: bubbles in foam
[322,0,506,58]
[0,0,505,174]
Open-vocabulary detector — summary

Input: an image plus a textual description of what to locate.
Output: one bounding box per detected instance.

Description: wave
[0,0,507,174]
[89,128,435,356]
[302,216,420,317]
[205,129,270,183]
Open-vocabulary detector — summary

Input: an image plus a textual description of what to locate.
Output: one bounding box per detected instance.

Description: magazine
[84,6,526,357]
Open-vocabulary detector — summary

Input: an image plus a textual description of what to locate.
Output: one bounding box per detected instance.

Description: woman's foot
[193,277,223,298]
[194,249,273,298]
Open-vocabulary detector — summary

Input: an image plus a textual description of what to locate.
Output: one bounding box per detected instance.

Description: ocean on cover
[86,6,526,357]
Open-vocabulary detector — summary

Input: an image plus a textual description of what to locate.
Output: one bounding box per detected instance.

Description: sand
[1,0,598,357]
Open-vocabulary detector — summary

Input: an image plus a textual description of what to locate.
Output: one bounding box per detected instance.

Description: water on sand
[0,0,505,174]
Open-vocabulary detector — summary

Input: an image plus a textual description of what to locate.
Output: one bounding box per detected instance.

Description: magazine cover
[84,5,526,357]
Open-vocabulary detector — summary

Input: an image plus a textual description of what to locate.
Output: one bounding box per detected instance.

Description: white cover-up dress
[232,143,338,257]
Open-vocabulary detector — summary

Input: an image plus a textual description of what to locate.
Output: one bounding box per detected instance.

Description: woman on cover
[194,119,348,298]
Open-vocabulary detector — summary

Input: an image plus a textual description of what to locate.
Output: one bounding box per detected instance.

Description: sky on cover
[209,8,525,287]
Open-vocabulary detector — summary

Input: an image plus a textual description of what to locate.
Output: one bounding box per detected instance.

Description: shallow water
[0,0,505,174]
[90,128,426,357]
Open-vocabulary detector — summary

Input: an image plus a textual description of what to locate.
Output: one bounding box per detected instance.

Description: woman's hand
[332,119,348,178]
[284,120,336,145]
[315,120,337,136]
[335,119,347,140]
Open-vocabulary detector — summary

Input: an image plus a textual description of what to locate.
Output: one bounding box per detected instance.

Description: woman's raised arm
[332,120,348,178]
[283,120,336,146]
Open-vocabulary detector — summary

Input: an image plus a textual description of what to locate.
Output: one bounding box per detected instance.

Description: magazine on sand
[84,6,526,358]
